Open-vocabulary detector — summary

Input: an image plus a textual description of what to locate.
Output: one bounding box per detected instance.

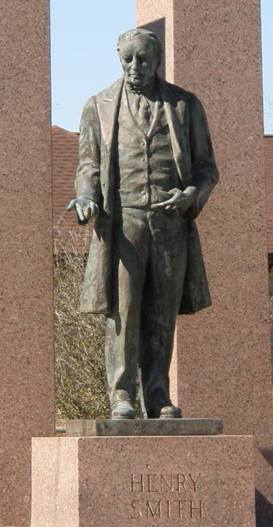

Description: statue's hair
[117,28,162,64]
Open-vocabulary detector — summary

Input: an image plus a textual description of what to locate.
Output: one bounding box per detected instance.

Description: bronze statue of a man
[69,28,219,420]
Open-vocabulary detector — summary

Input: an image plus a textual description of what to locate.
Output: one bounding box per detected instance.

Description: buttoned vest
[115,89,180,209]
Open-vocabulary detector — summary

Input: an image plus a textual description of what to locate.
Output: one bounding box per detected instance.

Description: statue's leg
[104,208,149,415]
[139,212,188,418]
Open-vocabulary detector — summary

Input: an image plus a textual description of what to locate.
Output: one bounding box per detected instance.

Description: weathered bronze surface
[68,29,219,419]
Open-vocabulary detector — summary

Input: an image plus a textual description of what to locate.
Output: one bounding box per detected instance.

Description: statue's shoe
[111,399,135,420]
[147,404,182,419]
[159,405,182,419]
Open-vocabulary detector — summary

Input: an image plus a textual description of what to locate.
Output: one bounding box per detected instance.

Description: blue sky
[261,0,273,133]
[51,0,273,133]
[50,0,135,131]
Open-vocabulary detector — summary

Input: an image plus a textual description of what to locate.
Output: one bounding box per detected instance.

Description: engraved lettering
[147,474,158,492]
[166,499,171,519]
[128,472,205,521]
[189,473,201,492]
[177,473,186,492]
[131,474,144,493]
[190,500,204,519]
[130,499,143,520]
[166,499,181,519]
[177,499,192,519]
[128,497,205,521]
[160,474,173,492]
[146,499,162,518]
[178,499,185,519]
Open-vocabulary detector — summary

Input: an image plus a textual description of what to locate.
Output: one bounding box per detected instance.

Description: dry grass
[54,230,109,419]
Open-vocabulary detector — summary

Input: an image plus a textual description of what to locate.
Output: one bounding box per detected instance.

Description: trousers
[105,207,188,415]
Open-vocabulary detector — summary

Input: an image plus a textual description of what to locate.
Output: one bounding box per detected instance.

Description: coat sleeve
[186,93,219,219]
[75,96,102,205]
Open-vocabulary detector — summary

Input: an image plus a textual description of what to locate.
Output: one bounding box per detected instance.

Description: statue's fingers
[168,188,182,198]
[162,198,176,207]
[151,198,175,210]
[167,188,177,196]
[75,203,84,222]
[67,198,77,210]
[151,203,166,210]
[83,208,91,219]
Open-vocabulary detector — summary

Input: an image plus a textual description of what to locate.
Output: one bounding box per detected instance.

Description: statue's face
[119,36,159,90]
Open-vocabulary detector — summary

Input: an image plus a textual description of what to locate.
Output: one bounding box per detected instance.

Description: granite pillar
[0,1,55,525]
[137,1,273,524]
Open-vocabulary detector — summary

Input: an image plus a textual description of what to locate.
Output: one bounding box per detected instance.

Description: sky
[50,0,273,133]
[261,0,273,133]
[50,0,135,131]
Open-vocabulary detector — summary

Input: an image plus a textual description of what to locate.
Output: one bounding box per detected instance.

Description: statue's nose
[131,56,139,71]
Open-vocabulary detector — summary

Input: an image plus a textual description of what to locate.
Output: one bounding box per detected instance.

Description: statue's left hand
[150,187,197,214]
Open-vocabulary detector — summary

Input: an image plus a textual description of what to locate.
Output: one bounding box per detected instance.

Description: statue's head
[117,28,162,91]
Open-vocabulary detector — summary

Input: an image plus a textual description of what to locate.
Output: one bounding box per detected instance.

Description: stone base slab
[31,435,255,527]
[65,417,223,436]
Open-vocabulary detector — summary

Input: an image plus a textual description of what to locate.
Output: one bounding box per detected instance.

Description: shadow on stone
[256,489,273,527]
[259,446,273,469]
[139,17,166,78]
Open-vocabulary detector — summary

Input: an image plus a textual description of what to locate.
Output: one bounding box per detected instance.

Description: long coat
[75,77,219,315]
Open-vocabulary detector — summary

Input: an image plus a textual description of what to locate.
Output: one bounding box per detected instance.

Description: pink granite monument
[2,1,273,526]
[31,1,272,524]
[0,1,55,525]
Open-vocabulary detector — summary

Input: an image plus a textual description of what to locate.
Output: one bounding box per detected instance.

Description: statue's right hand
[67,196,99,224]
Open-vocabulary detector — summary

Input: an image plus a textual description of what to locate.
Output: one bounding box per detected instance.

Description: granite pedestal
[31,430,255,527]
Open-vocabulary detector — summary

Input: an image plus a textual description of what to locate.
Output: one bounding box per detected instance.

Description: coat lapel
[158,78,186,187]
[96,78,124,213]
[96,78,123,148]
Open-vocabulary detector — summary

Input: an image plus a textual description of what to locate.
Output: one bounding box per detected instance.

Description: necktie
[138,95,152,133]
[129,92,152,134]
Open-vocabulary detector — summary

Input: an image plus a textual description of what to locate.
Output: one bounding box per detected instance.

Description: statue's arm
[186,94,219,218]
[68,97,101,224]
